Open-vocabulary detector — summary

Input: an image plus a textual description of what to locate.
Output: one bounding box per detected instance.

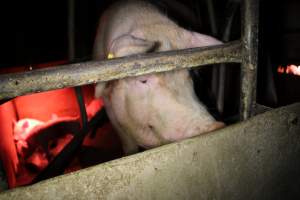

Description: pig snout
[141,117,225,149]
[26,150,49,171]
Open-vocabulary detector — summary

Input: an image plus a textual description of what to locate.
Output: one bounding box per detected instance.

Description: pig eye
[139,79,147,84]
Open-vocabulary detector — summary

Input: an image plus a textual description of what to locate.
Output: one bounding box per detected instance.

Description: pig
[93,0,225,155]
[13,117,79,172]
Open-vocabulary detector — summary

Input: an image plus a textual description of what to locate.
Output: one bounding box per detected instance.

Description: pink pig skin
[93,0,225,154]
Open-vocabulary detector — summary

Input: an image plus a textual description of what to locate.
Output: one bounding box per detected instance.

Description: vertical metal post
[206,0,218,36]
[205,0,219,109]
[217,1,239,115]
[240,0,259,120]
[68,0,75,61]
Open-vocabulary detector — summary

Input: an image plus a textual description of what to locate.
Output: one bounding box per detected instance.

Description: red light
[277,64,300,76]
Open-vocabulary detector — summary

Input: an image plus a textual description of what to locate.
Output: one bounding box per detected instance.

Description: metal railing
[240,0,259,120]
[0,0,258,121]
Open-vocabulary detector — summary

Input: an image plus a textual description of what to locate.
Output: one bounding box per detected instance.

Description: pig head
[93,0,225,154]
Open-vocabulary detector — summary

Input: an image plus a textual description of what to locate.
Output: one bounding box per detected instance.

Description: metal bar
[0,41,241,101]
[206,0,219,110]
[240,0,259,120]
[217,1,239,115]
[68,0,75,61]
[206,0,218,36]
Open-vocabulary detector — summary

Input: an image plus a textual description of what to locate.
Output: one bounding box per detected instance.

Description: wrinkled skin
[94,0,225,154]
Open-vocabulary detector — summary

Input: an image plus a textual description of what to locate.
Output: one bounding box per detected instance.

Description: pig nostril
[25,163,40,173]
[148,125,154,130]
[140,80,147,84]
[49,141,57,149]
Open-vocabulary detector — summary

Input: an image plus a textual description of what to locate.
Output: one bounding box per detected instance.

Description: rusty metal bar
[0,41,241,101]
[240,0,259,120]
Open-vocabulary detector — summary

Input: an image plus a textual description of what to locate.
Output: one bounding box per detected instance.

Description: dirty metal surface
[240,0,259,120]
[0,41,241,101]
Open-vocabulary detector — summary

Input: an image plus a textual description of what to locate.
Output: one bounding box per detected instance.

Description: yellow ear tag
[107,53,114,59]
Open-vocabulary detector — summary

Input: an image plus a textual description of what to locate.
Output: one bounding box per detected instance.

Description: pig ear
[110,35,157,57]
[182,29,223,48]
[95,82,107,98]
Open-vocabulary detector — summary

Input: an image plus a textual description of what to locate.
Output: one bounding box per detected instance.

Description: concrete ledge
[1,103,300,199]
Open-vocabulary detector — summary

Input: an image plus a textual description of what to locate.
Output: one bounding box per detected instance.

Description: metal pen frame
[0,0,259,121]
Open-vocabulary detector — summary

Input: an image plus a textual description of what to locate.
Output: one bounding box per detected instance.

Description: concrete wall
[1,103,300,200]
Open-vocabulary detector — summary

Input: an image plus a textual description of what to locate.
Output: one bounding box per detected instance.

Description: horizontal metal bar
[0,41,241,100]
